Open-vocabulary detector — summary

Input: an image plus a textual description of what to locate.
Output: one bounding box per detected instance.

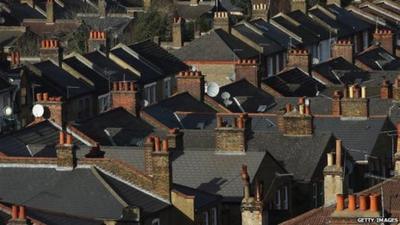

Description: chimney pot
[162,139,169,152]
[336,194,344,211]
[336,139,342,168]
[369,194,379,212]
[66,134,73,145]
[348,194,356,211]
[43,92,49,101]
[285,103,292,113]
[11,205,18,220]
[327,153,333,166]
[154,137,161,152]
[18,206,26,220]
[59,132,65,145]
[359,195,368,211]
[361,86,367,98]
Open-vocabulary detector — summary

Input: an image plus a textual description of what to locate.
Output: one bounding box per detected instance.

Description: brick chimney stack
[395,123,400,176]
[150,137,172,201]
[380,79,392,99]
[324,139,344,206]
[327,0,341,6]
[280,98,313,136]
[88,31,107,52]
[172,17,184,49]
[167,128,183,151]
[7,205,27,225]
[373,29,394,55]
[40,39,62,66]
[287,49,310,74]
[56,131,75,171]
[330,194,381,223]
[36,92,64,126]
[332,90,342,116]
[332,40,353,64]
[340,85,369,119]
[393,76,400,101]
[98,0,107,18]
[235,59,260,87]
[291,0,307,13]
[215,113,248,152]
[176,71,205,101]
[251,4,268,20]
[111,81,141,116]
[9,51,21,69]
[213,11,230,33]
[46,0,54,24]
[241,165,264,225]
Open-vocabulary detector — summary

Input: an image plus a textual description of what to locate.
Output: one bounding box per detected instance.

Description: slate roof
[312,57,366,85]
[4,1,45,22]
[356,46,400,70]
[308,6,354,38]
[175,2,214,20]
[171,29,259,61]
[128,40,189,76]
[73,107,157,146]
[280,177,400,225]
[30,61,95,99]
[142,92,216,129]
[250,18,302,48]
[0,120,85,157]
[83,51,139,81]
[211,79,276,113]
[110,46,166,84]
[232,23,284,55]
[63,56,109,94]
[172,184,222,209]
[0,167,169,220]
[286,10,330,40]
[262,67,326,96]
[326,4,372,32]
[78,16,133,36]
[248,132,334,182]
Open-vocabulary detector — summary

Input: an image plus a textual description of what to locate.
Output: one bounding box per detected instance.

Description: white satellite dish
[206,82,220,97]
[3,106,12,116]
[221,91,231,100]
[32,104,44,118]
[143,100,149,107]
[312,58,320,65]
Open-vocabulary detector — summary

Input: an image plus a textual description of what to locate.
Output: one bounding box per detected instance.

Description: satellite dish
[32,104,44,118]
[221,92,231,100]
[3,106,12,116]
[143,100,149,107]
[223,99,233,106]
[191,66,197,71]
[257,105,267,112]
[312,58,320,65]
[206,82,220,97]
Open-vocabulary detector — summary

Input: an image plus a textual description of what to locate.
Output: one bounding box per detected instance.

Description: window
[275,54,280,74]
[163,77,171,98]
[267,57,273,77]
[274,189,281,210]
[282,186,288,210]
[144,82,157,104]
[363,31,369,50]
[203,211,209,225]
[211,208,217,225]
[152,218,160,225]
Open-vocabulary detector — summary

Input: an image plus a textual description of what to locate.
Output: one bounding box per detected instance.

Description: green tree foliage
[15,29,40,57]
[64,22,91,54]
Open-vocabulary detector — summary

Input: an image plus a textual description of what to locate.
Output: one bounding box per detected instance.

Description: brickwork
[176,71,205,101]
[36,92,64,126]
[332,40,353,63]
[282,101,313,136]
[167,128,183,151]
[241,165,264,225]
[380,80,392,99]
[88,31,107,52]
[40,39,61,65]
[287,49,310,74]
[252,4,268,20]
[9,51,21,69]
[46,0,54,23]
[56,132,75,170]
[151,139,172,200]
[215,114,246,152]
[340,85,368,118]
[373,29,394,54]
[214,12,230,33]
[332,91,342,116]
[235,59,259,87]
[185,62,235,86]
[111,81,140,116]
[172,17,183,49]
[291,0,306,13]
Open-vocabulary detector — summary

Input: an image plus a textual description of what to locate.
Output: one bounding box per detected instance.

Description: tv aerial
[206,82,220,97]
[32,104,44,118]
